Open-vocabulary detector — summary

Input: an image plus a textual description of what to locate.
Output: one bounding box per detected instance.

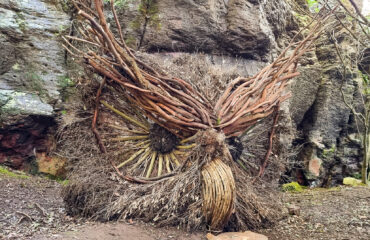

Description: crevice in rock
[0,115,56,171]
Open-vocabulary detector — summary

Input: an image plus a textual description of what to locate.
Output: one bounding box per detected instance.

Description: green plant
[359,71,370,95]
[131,0,161,49]
[26,72,45,95]
[352,172,362,179]
[306,0,320,13]
[322,144,336,158]
[58,76,75,101]
[332,1,370,184]
[282,182,305,192]
[0,166,29,179]
[58,76,74,88]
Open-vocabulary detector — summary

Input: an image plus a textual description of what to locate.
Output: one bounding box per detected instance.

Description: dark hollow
[227,136,244,162]
[149,124,178,154]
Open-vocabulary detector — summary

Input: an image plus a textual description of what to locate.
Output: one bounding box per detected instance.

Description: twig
[34,203,47,217]
[254,103,280,181]
[348,0,370,27]
[92,77,107,153]
[16,212,33,223]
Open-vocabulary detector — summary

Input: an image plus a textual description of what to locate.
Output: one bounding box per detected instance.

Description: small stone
[37,152,66,177]
[206,231,268,240]
[288,205,300,216]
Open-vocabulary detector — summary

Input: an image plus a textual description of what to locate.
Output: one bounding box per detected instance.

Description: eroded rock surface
[117,0,296,60]
[0,0,70,169]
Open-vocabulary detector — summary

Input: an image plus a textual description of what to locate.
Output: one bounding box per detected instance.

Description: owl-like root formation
[62,0,335,231]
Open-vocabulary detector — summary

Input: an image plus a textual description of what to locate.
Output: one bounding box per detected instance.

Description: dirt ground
[1,168,369,240]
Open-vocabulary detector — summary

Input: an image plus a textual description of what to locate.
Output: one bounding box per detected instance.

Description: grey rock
[117,0,295,61]
[289,64,321,126]
[290,31,364,186]
[0,0,70,107]
[0,90,53,125]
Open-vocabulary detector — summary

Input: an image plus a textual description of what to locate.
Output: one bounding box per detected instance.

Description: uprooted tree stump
[61,0,335,232]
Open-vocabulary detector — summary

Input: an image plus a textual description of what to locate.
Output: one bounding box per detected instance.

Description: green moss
[58,179,69,186]
[60,0,73,13]
[343,177,367,186]
[58,76,74,88]
[0,166,30,179]
[43,174,69,186]
[57,76,76,101]
[125,34,137,48]
[131,0,161,49]
[15,11,26,32]
[322,144,336,158]
[282,182,305,192]
[25,72,46,96]
[293,12,311,26]
[133,0,161,30]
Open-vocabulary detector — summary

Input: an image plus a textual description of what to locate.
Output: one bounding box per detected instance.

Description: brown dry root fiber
[63,144,206,230]
[227,164,282,231]
[61,123,281,231]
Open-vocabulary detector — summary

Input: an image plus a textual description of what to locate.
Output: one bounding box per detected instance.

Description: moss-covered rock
[343,177,364,186]
[282,182,305,192]
[0,165,29,179]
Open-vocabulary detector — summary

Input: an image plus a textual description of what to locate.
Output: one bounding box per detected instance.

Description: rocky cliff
[0,0,366,186]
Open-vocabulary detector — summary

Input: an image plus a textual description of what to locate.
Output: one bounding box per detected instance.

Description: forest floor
[0,167,369,240]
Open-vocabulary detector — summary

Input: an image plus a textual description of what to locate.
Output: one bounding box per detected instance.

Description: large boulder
[116,0,296,61]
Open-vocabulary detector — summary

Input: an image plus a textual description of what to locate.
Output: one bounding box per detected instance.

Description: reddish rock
[9,156,24,168]
[1,133,20,149]
[13,143,34,155]
[0,153,6,163]
[308,158,322,177]
[37,152,66,177]
[0,116,55,170]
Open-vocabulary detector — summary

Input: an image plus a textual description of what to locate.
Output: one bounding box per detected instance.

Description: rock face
[117,0,296,61]
[0,0,70,169]
[0,0,365,185]
[288,23,364,187]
